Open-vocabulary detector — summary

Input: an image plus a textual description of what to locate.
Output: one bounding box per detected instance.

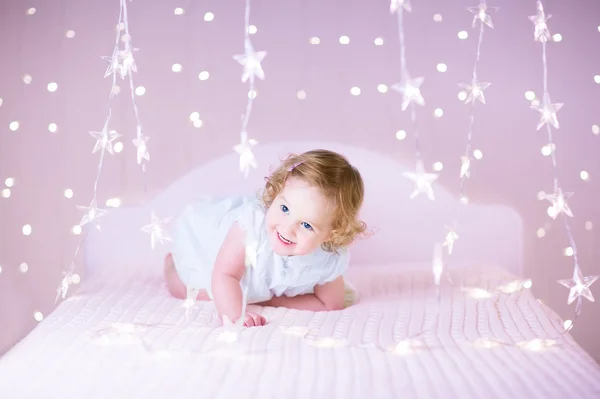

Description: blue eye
[280,204,289,214]
[302,222,313,231]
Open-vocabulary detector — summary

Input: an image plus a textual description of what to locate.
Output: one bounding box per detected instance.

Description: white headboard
[84,141,524,279]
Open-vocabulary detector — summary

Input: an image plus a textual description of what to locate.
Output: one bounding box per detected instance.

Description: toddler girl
[164,149,366,327]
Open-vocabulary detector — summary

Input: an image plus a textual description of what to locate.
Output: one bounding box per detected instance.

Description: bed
[1,141,599,398]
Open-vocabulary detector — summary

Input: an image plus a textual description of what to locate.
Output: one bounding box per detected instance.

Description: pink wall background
[0,0,598,361]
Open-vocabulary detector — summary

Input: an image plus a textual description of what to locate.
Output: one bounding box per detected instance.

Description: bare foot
[163,253,209,300]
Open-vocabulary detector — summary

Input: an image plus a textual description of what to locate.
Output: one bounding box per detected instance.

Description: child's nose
[282,223,297,238]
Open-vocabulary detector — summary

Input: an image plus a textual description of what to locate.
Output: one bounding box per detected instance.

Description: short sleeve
[318,247,350,285]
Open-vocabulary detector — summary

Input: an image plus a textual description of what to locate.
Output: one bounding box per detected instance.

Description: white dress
[170,196,350,304]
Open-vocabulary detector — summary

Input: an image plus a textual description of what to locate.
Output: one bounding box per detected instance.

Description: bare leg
[163,253,210,300]
[343,278,358,308]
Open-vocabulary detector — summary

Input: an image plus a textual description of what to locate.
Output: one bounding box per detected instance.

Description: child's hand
[243,312,266,327]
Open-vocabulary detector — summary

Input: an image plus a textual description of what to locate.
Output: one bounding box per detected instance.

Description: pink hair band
[288,161,302,172]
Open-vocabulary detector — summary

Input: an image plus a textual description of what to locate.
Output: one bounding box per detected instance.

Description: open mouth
[277,232,294,245]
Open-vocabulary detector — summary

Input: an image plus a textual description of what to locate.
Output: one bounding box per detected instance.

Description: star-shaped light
[390,0,412,13]
[443,228,459,255]
[391,73,425,111]
[102,44,139,79]
[558,265,598,305]
[132,127,150,165]
[77,198,108,230]
[141,211,172,249]
[460,156,471,178]
[102,48,123,79]
[89,128,121,155]
[467,2,498,29]
[55,269,79,303]
[233,38,267,83]
[403,159,439,200]
[233,131,258,178]
[529,1,551,42]
[118,48,138,78]
[532,94,563,130]
[459,79,491,104]
[544,187,573,219]
[218,315,245,344]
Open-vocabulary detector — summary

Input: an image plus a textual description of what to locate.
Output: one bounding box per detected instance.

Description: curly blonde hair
[261,149,367,252]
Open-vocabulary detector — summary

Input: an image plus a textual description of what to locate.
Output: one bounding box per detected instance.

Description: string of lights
[451,1,596,349]
[392,1,557,351]
[220,0,268,337]
[56,0,172,302]
[434,1,579,350]
[232,0,266,178]
[182,0,264,329]
[529,0,598,332]
[388,1,444,342]
[118,0,171,251]
[442,0,496,256]
[22,0,593,356]
[391,1,439,202]
[55,1,127,302]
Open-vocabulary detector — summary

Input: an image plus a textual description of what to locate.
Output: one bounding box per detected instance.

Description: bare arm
[211,222,247,322]
[258,276,346,311]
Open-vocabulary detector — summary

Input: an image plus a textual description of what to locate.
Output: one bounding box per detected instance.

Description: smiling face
[264,177,334,256]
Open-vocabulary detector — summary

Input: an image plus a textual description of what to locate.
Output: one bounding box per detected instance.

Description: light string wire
[87,0,585,356]
[119,0,172,253]
[539,2,578,331]
[443,2,495,278]
[391,2,442,342]
[396,5,420,159]
[224,0,269,339]
[444,1,575,349]
[219,0,260,324]
[232,0,266,178]
[121,0,149,199]
[219,0,257,328]
[395,4,422,161]
[55,2,126,302]
[391,2,546,350]
[183,0,263,331]
[56,0,167,301]
[437,1,563,351]
[240,0,256,143]
[533,0,597,335]
[455,0,594,348]
[450,0,490,226]
[392,2,437,205]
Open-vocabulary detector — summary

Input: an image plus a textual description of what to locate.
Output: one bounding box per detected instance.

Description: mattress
[1,264,599,399]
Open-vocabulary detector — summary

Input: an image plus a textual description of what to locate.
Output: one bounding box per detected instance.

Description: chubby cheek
[294,235,321,255]
[265,209,282,232]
